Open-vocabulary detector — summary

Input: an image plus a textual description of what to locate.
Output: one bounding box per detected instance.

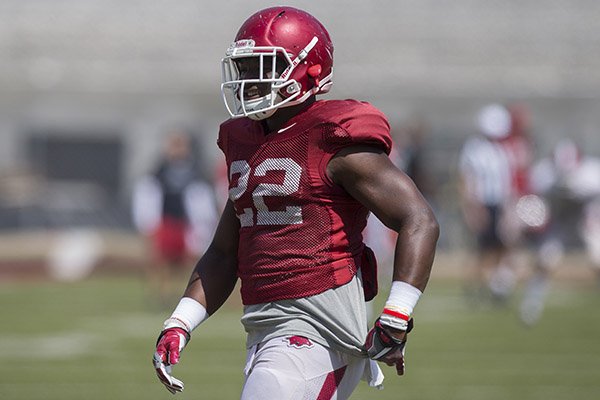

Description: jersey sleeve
[217,122,228,155]
[321,101,393,156]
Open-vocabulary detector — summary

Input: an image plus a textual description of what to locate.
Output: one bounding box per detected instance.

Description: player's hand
[153,327,190,394]
[365,318,413,375]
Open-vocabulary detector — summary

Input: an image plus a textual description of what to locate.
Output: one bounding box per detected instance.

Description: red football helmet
[221,7,334,120]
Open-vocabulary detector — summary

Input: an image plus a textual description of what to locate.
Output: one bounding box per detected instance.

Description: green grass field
[1,272,599,400]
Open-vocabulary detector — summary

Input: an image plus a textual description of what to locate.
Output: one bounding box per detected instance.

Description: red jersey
[218,99,392,304]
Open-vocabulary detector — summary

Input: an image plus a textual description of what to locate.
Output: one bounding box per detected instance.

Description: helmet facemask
[221,37,323,120]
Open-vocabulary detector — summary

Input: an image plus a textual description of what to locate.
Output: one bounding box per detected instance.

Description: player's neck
[263,97,316,134]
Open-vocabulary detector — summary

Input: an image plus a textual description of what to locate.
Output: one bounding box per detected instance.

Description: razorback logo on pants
[284,335,314,349]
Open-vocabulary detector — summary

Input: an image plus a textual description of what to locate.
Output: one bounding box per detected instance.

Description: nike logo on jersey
[278,122,297,134]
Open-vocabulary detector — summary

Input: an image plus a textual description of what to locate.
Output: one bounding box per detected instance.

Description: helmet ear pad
[307,64,322,87]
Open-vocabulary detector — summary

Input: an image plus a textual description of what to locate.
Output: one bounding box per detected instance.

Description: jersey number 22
[229,158,303,227]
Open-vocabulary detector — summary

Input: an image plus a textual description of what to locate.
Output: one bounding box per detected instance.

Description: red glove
[153,328,190,394]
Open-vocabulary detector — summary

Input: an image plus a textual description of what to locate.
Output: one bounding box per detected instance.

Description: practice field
[1,271,599,400]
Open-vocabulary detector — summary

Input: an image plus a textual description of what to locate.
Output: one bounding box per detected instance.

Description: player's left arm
[327,144,439,375]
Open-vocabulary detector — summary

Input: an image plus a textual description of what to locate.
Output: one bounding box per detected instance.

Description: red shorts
[153,218,188,263]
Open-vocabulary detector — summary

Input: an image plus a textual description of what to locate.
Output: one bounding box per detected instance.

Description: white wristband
[380,281,422,330]
[384,281,422,317]
[163,297,208,333]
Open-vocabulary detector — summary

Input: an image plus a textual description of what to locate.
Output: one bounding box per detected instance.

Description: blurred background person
[582,196,600,283]
[519,138,600,325]
[503,103,535,202]
[494,102,537,295]
[399,115,437,206]
[132,129,218,307]
[458,104,515,306]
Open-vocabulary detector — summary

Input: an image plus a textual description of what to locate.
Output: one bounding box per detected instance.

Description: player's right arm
[182,199,240,312]
[153,200,240,393]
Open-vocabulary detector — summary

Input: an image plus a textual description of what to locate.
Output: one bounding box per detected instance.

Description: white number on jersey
[229,158,303,227]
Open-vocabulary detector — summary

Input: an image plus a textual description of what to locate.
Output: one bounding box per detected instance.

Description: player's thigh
[241,336,365,400]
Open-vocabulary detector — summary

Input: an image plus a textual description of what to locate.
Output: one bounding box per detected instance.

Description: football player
[458,104,516,305]
[153,6,439,399]
[519,139,600,325]
[132,131,218,306]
